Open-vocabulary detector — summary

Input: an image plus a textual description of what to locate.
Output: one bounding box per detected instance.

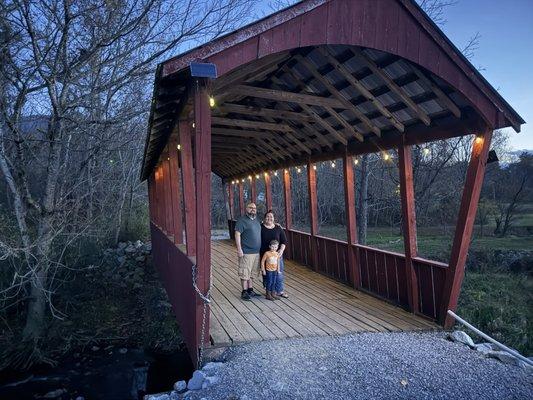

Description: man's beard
[247,212,256,219]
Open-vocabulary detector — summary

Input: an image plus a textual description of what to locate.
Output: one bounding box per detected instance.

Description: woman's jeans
[274,257,285,293]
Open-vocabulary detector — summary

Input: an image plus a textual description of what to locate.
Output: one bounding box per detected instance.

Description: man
[234,202,262,300]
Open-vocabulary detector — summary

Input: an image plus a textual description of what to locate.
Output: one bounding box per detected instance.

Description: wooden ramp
[209,240,438,347]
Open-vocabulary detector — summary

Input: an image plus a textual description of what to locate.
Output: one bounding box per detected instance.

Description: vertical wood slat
[398,142,419,313]
[250,175,257,203]
[441,129,493,327]
[179,119,196,256]
[228,183,235,220]
[194,83,211,348]
[238,181,245,216]
[343,153,361,288]
[147,174,155,223]
[307,162,319,270]
[283,168,292,235]
[169,138,184,244]
[264,173,273,210]
[155,166,163,229]
[163,151,174,235]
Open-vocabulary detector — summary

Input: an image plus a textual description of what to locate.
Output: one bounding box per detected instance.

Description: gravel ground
[185,331,532,400]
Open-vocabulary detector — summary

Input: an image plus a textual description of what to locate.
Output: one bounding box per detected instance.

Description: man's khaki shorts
[238,253,261,281]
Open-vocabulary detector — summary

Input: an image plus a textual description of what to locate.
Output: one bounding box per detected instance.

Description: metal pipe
[447,310,533,366]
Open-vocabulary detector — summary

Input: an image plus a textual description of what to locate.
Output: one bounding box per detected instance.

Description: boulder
[201,376,219,389]
[202,361,224,372]
[187,370,206,390]
[487,350,520,365]
[474,343,492,354]
[448,330,475,348]
[173,380,187,392]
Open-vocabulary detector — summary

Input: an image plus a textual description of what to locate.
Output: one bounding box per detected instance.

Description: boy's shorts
[238,253,261,280]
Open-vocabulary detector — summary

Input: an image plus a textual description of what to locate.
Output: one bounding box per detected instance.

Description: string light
[167,157,170,161]
[353,158,359,165]
[312,165,317,170]
[209,96,215,108]
[383,153,391,161]
[331,161,336,168]
[255,174,260,179]
[177,144,181,150]
[264,172,268,178]
[248,175,252,181]
[274,171,278,176]
[241,179,244,183]
[423,147,430,155]
[192,122,195,128]
[296,167,302,173]
[475,136,483,144]
[284,169,288,173]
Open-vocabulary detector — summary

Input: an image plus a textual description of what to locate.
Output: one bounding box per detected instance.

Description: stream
[0,346,194,399]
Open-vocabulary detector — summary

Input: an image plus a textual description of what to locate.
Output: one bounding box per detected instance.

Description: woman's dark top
[260,224,287,256]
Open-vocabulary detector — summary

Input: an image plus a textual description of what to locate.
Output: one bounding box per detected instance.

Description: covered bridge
[140,0,524,366]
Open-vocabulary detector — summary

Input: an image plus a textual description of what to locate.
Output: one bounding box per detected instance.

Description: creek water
[0,346,194,399]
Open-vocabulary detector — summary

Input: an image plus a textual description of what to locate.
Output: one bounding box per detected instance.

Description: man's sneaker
[247,288,262,297]
[241,290,251,301]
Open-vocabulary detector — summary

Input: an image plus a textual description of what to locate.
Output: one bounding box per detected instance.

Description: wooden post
[264,173,273,210]
[228,183,235,220]
[343,153,361,288]
[307,161,319,270]
[398,141,420,313]
[238,181,245,215]
[283,169,292,230]
[440,129,493,327]
[179,119,196,256]
[155,165,163,229]
[193,81,211,349]
[169,138,184,244]
[283,168,292,259]
[163,150,175,236]
[250,175,257,203]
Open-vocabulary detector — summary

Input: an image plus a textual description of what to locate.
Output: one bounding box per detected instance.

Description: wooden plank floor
[209,240,438,347]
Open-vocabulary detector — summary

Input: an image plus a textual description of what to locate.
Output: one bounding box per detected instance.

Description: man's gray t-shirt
[235,215,261,254]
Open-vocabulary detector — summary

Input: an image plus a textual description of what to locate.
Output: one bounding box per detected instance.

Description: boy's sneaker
[247,288,262,297]
[241,290,251,301]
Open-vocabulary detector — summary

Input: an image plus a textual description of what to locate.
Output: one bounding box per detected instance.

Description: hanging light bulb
[475,135,483,144]
[284,169,288,173]
[209,96,215,108]
[354,158,359,165]
[312,165,317,170]
[241,179,244,183]
[255,174,260,179]
[423,147,430,155]
[264,172,268,178]
[274,171,278,176]
[296,167,302,173]
[248,175,252,181]
[331,161,336,168]
[383,153,390,161]
[192,122,195,128]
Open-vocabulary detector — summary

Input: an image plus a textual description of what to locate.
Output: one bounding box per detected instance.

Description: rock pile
[102,240,152,289]
[144,361,224,400]
[447,330,533,371]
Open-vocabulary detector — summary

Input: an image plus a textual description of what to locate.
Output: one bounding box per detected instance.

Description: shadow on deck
[209,240,438,347]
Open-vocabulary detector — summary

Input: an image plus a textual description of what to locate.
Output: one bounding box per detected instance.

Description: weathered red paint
[283,168,292,259]
[343,153,360,288]
[250,175,257,204]
[179,119,196,256]
[238,181,245,215]
[163,151,175,236]
[264,173,273,210]
[193,83,212,349]
[398,142,420,313]
[440,129,493,327]
[168,138,184,244]
[307,161,319,270]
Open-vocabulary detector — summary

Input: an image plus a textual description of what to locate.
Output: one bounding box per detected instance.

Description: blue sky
[438,0,533,150]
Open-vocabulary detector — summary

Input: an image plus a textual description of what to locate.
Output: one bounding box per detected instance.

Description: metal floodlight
[190,62,217,79]
[487,150,499,164]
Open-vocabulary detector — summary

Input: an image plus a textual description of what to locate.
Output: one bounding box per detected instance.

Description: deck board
[209,240,438,347]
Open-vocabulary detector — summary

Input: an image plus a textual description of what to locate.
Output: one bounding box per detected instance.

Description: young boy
[261,239,280,301]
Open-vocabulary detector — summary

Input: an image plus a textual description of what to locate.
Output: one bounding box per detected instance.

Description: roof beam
[215,103,315,123]
[351,49,431,126]
[225,84,346,109]
[211,117,293,132]
[317,47,405,133]
[292,55,372,139]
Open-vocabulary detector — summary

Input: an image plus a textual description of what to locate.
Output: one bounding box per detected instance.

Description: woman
[260,210,289,298]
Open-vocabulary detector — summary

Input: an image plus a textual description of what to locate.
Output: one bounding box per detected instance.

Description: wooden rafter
[215,103,315,123]
[225,84,347,109]
[317,47,405,133]
[292,55,368,140]
[211,117,293,132]
[351,50,431,126]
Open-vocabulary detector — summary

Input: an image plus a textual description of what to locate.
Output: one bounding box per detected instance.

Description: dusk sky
[438,0,533,150]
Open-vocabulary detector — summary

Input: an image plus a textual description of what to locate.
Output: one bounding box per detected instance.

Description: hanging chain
[192,263,211,368]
